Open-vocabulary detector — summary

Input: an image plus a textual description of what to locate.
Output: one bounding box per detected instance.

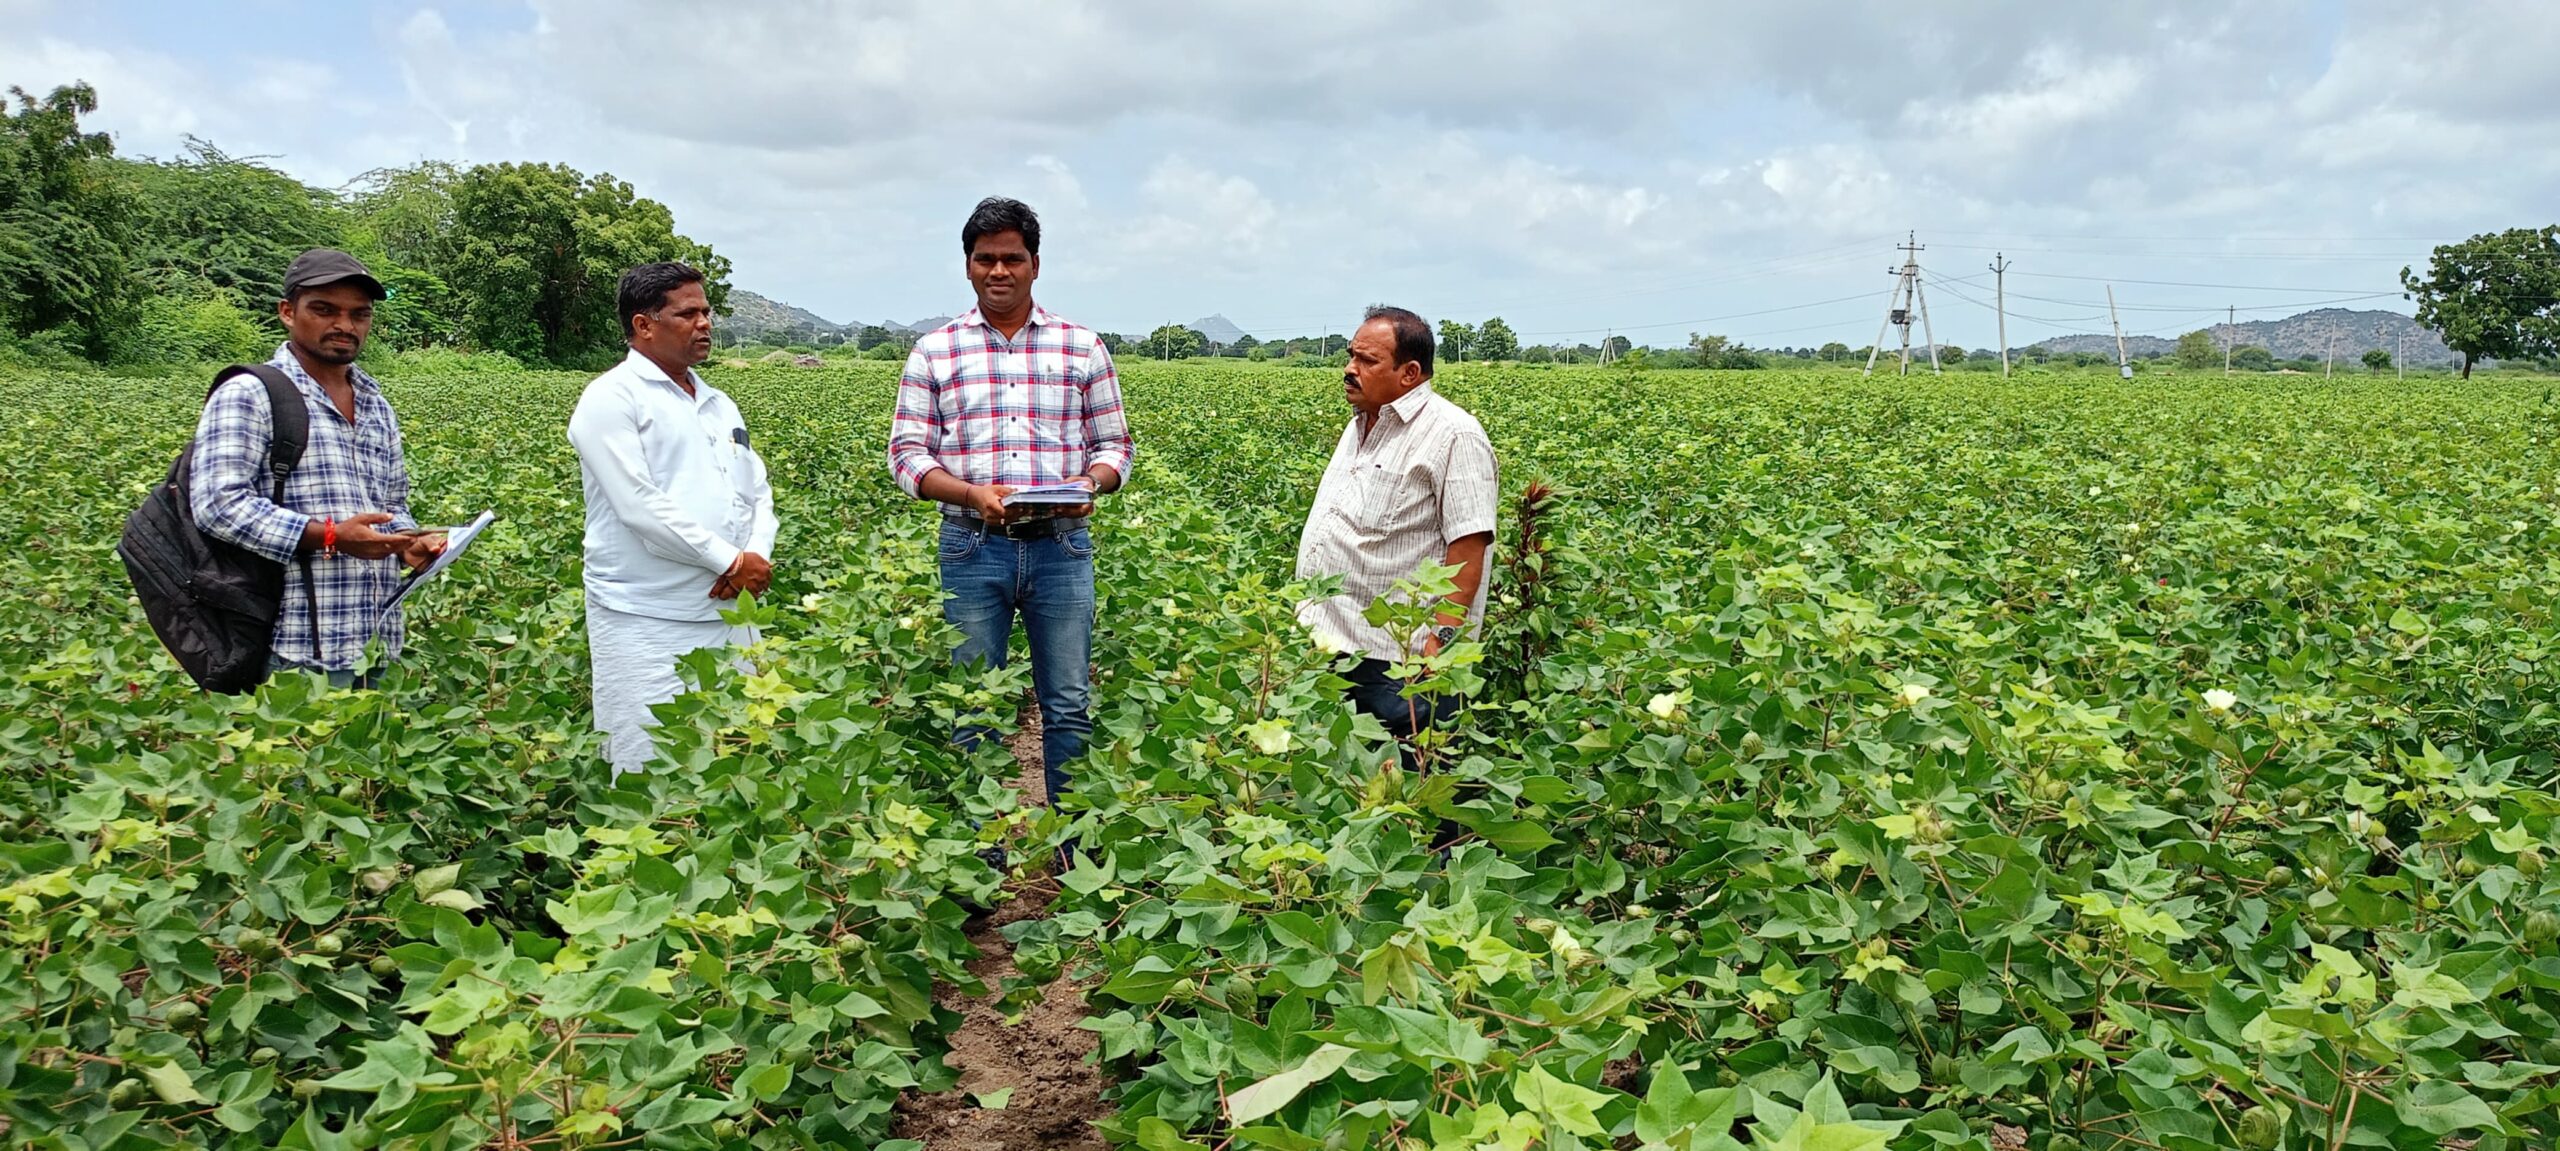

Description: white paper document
[380,509,498,618]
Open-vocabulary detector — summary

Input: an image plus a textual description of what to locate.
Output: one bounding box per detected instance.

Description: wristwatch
[1430,623,1460,647]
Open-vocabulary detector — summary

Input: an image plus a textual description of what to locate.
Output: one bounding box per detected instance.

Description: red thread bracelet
[323,517,337,556]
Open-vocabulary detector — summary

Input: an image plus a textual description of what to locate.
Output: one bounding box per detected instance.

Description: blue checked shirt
[189,346,421,671]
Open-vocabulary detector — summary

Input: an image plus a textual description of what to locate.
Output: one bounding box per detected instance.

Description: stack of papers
[1001,483,1094,507]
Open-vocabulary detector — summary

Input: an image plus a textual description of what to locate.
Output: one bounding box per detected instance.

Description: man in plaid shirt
[890,197,1132,807]
[190,249,443,686]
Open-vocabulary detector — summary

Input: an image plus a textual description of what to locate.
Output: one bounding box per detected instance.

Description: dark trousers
[1345,657,1460,756]
[1345,659,1467,851]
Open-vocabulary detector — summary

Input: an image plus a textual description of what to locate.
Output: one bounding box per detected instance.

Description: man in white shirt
[1295,304,1498,760]
[567,262,777,776]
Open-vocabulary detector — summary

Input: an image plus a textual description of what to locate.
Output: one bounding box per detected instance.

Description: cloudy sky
[7,1,2557,348]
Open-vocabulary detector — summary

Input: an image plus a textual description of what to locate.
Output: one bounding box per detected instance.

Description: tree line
[0,82,725,370]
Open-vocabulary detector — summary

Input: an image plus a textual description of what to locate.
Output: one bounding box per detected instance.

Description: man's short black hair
[618,261,706,338]
[1363,304,1434,379]
[962,197,1041,257]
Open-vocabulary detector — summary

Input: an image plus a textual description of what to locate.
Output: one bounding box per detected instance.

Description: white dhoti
[587,602,759,776]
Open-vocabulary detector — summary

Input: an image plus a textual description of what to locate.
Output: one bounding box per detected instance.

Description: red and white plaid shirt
[889,306,1134,497]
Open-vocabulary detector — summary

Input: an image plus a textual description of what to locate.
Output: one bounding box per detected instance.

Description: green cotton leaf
[411,864,461,898]
[1060,852,1117,896]
[737,1060,795,1102]
[139,1060,206,1105]
[1796,1074,1859,1125]
[57,781,126,833]
[1136,1115,1216,1151]
[1510,1063,1615,1139]
[315,1025,454,1109]
[974,1087,1014,1110]
[2388,961,2479,1013]
[629,1090,727,1129]
[420,888,483,912]
[1752,1111,1892,1151]
[2393,1079,2500,1136]
[1378,1005,1494,1067]
[1828,1045,1921,1094]
[1636,1063,1745,1147]
[2388,605,2430,634]
[1226,1043,1356,1125]
[2490,823,2538,854]
[1098,956,1185,1005]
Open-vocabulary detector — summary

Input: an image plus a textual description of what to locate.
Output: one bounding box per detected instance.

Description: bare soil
[889,700,1112,1150]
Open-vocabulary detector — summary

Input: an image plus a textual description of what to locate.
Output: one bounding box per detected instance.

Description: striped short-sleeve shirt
[1293,383,1498,660]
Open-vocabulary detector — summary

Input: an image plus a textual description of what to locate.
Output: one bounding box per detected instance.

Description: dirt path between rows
[889,701,1112,1150]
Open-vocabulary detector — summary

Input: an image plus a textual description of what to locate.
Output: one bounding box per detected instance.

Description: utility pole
[2325,335,2335,380]
[1864,232,1940,376]
[1990,252,2011,377]
[2106,285,2132,380]
[2225,305,2234,375]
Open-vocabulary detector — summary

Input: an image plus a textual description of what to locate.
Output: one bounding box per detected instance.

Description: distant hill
[2029,308,2455,366]
[724,290,850,345]
[1190,314,1248,346]
[720,291,972,345]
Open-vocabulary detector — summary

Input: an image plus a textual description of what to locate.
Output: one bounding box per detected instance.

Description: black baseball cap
[283,248,387,300]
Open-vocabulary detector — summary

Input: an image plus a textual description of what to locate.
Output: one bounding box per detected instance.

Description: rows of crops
[4,360,2559,1150]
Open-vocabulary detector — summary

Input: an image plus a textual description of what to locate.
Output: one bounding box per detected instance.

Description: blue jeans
[938,519,1096,803]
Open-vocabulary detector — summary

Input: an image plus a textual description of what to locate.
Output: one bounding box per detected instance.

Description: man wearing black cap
[188,248,444,686]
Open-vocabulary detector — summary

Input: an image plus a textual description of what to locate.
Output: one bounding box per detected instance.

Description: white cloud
[9,0,2560,345]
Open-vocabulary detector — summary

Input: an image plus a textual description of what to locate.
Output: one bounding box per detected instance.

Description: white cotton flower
[2087,485,2103,497]
[1898,683,1931,706]
[1309,626,1354,656]
[2204,689,2238,713]
[1243,719,1294,757]
[1647,693,1683,719]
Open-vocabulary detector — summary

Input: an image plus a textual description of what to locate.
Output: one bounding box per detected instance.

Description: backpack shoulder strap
[214,364,311,495]
[214,364,323,658]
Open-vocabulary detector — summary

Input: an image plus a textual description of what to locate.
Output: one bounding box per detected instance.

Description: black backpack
[118,365,320,694]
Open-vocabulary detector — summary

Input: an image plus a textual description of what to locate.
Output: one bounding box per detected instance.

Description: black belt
[944,513,1088,539]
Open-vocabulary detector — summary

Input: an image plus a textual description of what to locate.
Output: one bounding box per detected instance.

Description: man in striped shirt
[889,198,1133,805]
[1295,305,1498,757]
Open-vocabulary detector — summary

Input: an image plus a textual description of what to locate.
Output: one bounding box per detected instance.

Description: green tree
[2362,348,2392,372]
[2175,329,2218,369]
[1144,324,1204,360]
[1688,332,1730,367]
[859,324,895,350]
[1521,345,1555,364]
[1474,317,1519,361]
[2402,226,2560,378]
[1601,334,1631,360]
[1231,333,1260,358]
[1438,319,1475,362]
[443,162,729,367]
[1940,344,1967,363]
[0,83,134,356]
[344,161,468,351]
[120,140,345,304]
[2231,345,2276,371]
[1818,341,1849,362]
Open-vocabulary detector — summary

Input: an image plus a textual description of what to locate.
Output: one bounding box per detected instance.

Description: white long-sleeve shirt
[568,350,777,622]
